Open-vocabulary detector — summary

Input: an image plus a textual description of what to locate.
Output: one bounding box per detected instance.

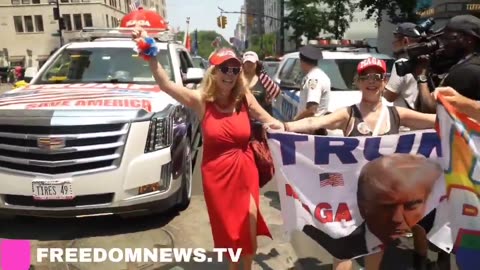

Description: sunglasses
[219,66,241,75]
[358,73,385,82]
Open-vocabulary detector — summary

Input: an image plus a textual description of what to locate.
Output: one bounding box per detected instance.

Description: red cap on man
[357,57,387,74]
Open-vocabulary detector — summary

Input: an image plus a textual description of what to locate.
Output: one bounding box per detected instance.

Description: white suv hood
[0,83,176,112]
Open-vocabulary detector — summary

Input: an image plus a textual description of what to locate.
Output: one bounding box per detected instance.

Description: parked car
[0,28,204,218]
[272,40,395,134]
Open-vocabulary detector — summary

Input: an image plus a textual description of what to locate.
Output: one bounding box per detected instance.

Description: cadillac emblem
[37,137,66,150]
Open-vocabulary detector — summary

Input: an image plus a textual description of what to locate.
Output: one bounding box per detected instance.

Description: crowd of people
[131,13,480,270]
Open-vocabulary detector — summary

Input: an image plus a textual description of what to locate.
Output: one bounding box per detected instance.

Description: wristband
[134,37,158,61]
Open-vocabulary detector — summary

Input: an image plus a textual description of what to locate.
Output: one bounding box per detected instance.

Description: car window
[284,59,303,84]
[317,59,395,90]
[37,47,174,84]
[278,58,296,81]
[263,62,279,77]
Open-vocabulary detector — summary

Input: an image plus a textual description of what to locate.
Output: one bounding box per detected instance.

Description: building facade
[245,0,265,40]
[263,0,280,34]
[0,0,167,69]
[233,4,246,51]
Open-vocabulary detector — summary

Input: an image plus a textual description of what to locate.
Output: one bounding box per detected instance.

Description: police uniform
[297,45,331,118]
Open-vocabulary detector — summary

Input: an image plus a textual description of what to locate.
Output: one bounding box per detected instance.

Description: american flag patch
[319,173,344,187]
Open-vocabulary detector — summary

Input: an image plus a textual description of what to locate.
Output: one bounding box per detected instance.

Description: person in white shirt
[384,23,422,111]
[295,45,331,121]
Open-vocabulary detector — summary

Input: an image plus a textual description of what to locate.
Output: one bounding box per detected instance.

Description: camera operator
[420,15,480,112]
[384,23,422,111]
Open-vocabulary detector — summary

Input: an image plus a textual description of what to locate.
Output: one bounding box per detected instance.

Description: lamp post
[49,0,64,46]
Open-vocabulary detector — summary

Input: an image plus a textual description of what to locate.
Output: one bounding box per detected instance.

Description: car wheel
[177,140,192,211]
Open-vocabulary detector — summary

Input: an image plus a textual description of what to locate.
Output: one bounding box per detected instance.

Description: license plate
[32,180,74,200]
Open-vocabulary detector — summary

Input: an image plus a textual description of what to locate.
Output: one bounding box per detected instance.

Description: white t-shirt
[297,67,331,117]
[385,59,419,110]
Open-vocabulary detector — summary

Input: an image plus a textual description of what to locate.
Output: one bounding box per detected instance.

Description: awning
[8,55,25,62]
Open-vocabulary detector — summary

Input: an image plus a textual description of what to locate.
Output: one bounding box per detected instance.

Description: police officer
[295,45,331,122]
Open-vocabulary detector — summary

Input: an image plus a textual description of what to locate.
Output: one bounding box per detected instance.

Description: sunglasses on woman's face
[358,73,385,82]
[219,66,241,75]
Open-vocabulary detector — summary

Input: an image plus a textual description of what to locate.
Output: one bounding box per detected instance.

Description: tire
[177,140,193,211]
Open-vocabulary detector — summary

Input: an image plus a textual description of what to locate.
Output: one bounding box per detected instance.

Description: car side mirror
[184,67,204,84]
[279,79,300,91]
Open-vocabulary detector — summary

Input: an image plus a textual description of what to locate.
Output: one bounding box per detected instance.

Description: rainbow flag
[436,94,480,269]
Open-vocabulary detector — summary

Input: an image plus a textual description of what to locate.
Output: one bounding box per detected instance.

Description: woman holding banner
[131,27,282,270]
[267,57,437,270]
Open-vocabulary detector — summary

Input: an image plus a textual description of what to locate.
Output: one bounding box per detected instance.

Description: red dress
[201,101,272,255]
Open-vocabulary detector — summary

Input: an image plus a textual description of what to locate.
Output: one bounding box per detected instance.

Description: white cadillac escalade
[0,30,204,218]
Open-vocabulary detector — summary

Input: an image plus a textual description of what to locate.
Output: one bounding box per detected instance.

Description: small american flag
[319,173,344,187]
[129,0,141,11]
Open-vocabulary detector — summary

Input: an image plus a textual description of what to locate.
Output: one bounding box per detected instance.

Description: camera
[395,18,449,76]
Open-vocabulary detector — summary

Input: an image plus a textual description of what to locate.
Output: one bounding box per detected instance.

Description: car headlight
[144,105,175,153]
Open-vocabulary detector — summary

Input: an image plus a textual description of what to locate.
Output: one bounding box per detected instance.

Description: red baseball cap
[209,48,241,66]
[357,57,387,74]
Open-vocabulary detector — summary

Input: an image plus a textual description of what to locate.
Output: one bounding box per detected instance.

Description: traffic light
[221,16,227,28]
[217,16,222,28]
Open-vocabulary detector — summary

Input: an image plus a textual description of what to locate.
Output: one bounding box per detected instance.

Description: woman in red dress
[132,28,282,270]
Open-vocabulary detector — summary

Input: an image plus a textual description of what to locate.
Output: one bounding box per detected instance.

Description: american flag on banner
[319,173,344,187]
[129,0,141,11]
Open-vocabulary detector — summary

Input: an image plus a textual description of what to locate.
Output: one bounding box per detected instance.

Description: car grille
[0,123,129,175]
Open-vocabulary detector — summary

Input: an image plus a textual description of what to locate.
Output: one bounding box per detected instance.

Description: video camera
[395,18,454,77]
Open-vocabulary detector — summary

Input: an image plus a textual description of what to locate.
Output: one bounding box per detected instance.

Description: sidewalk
[30,195,299,270]
[0,83,13,93]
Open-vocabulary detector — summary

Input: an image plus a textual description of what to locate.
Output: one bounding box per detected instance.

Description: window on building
[60,0,69,3]
[34,15,44,32]
[32,0,40,3]
[13,16,24,32]
[11,0,21,5]
[83,13,93,27]
[73,14,82,30]
[24,16,34,32]
[63,14,72,31]
[106,14,109,27]
[142,0,146,6]
[22,0,30,4]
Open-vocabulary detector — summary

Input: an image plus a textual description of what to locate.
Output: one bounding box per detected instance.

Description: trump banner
[436,94,480,269]
[266,129,450,259]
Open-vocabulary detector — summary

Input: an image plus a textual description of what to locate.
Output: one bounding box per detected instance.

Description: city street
[0,84,458,270]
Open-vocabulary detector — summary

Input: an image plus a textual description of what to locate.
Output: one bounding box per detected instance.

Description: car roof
[283,51,394,60]
[65,39,170,50]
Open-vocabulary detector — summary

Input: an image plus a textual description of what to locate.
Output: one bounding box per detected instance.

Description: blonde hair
[200,65,249,106]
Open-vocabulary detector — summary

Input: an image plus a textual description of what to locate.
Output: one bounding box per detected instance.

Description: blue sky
[167,0,243,39]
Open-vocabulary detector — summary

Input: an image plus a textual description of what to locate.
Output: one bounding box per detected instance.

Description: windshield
[37,47,173,84]
[318,59,395,90]
[263,62,279,77]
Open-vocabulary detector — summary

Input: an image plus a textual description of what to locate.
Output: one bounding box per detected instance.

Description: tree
[248,33,277,58]
[284,0,327,48]
[176,31,232,59]
[321,0,355,39]
[357,0,422,25]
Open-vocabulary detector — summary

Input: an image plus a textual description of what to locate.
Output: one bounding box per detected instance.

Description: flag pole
[183,17,190,46]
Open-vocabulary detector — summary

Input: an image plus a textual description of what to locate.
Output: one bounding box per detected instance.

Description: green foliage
[284,0,356,47]
[248,33,277,58]
[357,0,420,25]
[284,0,326,48]
[321,0,355,40]
[176,31,232,59]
